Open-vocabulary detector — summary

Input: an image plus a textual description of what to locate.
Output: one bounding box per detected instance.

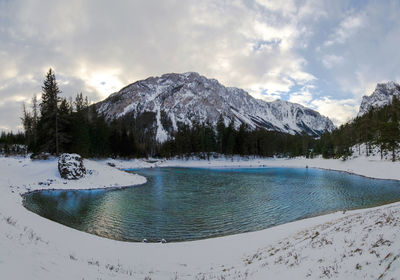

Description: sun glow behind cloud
[86,71,124,99]
[1,0,400,130]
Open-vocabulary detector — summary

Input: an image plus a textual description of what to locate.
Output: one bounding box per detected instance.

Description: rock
[58,153,86,180]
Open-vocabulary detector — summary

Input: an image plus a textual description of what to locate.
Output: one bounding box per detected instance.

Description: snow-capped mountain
[96,72,335,142]
[358,81,400,117]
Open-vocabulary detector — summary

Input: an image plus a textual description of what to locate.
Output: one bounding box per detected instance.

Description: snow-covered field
[2,154,400,279]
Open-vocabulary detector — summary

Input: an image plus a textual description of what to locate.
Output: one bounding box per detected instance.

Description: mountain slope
[96,72,335,142]
[358,81,400,117]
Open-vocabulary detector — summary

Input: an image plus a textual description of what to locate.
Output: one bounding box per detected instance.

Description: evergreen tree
[216,115,225,154]
[203,121,216,159]
[381,117,400,161]
[58,98,73,153]
[70,93,91,156]
[74,92,85,112]
[88,110,110,157]
[235,123,248,155]
[21,103,33,150]
[38,69,61,155]
[31,94,39,152]
[224,119,235,155]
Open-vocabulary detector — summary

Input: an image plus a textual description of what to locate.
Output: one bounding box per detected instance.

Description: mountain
[96,72,335,142]
[358,81,400,117]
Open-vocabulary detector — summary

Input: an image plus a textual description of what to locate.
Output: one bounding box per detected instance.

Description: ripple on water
[23,167,400,242]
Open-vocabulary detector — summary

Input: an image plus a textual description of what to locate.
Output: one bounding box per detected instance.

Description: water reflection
[23,167,400,242]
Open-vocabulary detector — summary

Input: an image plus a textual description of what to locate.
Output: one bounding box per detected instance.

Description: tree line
[17,69,316,159]
[314,97,400,161]
[20,69,147,158]
[160,118,315,159]
[12,69,400,160]
[0,131,25,155]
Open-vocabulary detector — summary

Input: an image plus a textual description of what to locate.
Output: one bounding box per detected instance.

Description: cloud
[321,55,344,69]
[289,87,314,105]
[288,84,358,126]
[322,3,400,100]
[311,97,359,125]
[324,13,364,46]
[0,0,320,131]
[2,0,400,131]
[255,0,297,15]
[0,100,25,131]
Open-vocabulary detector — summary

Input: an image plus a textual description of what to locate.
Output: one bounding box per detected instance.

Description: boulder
[58,153,86,180]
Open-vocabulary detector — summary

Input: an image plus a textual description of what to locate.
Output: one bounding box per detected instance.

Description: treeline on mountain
[160,119,314,158]
[14,69,400,160]
[314,97,400,161]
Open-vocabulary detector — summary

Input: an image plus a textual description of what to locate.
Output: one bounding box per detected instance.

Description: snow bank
[108,154,400,181]
[2,155,400,279]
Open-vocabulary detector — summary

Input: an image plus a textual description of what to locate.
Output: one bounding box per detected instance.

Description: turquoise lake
[23,167,400,242]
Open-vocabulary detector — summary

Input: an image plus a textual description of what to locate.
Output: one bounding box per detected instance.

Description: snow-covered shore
[1,155,400,279]
[106,154,400,181]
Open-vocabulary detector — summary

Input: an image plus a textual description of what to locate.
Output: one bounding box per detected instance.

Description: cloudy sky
[1,0,400,131]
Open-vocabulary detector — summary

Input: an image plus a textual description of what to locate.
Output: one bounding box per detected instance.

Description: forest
[2,69,399,160]
[313,96,400,161]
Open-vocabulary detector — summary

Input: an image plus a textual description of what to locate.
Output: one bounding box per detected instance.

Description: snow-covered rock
[358,81,400,117]
[58,153,86,180]
[95,72,335,142]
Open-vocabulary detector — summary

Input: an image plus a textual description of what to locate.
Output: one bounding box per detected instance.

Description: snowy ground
[1,153,400,279]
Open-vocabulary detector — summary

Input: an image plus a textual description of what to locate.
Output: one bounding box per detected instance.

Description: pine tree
[224,119,235,155]
[58,98,72,153]
[31,94,39,152]
[38,69,61,155]
[236,123,248,155]
[381,117,400,162]
[203,121,216,159]
[216,115,225,153]
[89,110,110,157]
[70,93,91,156]
[21,103,33,149]
[74,92,85,112]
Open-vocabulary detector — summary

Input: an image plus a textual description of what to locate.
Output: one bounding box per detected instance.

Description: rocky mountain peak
[358,81,400,117]
[96,72,335,142]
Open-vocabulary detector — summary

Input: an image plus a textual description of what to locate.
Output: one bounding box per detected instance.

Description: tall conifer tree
[38,68,61,155]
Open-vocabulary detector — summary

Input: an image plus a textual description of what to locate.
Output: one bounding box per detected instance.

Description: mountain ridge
[95,72,335,142]
[358,81,400,117]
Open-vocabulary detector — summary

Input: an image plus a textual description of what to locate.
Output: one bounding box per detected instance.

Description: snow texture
[2,153,400,279]
[96,72,335,141]
[358,81,400,117]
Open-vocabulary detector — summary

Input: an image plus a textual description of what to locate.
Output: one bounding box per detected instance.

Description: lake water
[23,167,400,242]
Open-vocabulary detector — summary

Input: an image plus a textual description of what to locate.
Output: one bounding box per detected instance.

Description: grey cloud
[319,1,400,98]
[0,100,25,131]
[1,0,312,96]
[2,0,400,131]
